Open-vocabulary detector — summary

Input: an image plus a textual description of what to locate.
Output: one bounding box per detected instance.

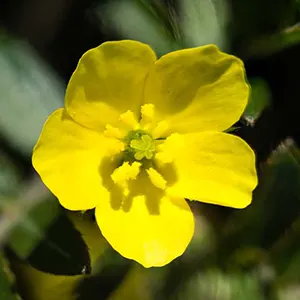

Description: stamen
[106,140,125,157]
[110,105,172,166]
[103,124,123,139]
[155,133,184,164]
[152,121,169,139]
[141,104,154,121]
[119,110,139,130]
[111,161,141,186]
[146,167,167,190]
[140,104,155,130]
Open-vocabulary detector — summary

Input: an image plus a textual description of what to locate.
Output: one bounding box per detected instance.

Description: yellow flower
[32,40,257,268]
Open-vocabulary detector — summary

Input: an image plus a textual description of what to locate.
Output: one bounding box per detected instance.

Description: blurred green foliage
[243,77,271,126]
[101,0,179,56]
[0,34,63,156]
[0,256,18,300]
[180,0,229,50]
[1,0,300,299]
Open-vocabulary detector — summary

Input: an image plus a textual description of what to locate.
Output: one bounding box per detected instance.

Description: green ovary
[123,130,156,162]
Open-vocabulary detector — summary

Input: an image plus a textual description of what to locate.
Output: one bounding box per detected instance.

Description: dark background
[1,1,300,300]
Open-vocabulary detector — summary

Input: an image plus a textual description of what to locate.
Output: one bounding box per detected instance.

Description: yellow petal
[32,108,116,211]
[95,171,194,267]
[65,40,156,131]
[144,44,249,135]
[157,132,257,209]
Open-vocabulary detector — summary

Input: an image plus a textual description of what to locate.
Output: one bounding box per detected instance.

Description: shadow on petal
[154,161,178,187]
[98,154,190,220]
[99,156,124,211]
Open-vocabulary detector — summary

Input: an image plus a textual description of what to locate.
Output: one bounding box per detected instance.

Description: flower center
[123,130,155,162]
[104,104,172,193]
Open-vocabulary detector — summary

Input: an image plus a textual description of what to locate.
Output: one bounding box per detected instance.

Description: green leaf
[75,248,132,300]
[243,77,271,126]
[7,197,60,259]
[0,35,63,156]
[243,25,300,58]
[26,212,91,276]
[100,0,178,56]
[231,0,297,52]
[180,0,229,50]
[6,213,110,300]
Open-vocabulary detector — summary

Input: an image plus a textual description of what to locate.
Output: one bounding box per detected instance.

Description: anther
[103,124,123,139]
[152,121,169,139]
[119,110,139,130]
[146,167,167,190]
